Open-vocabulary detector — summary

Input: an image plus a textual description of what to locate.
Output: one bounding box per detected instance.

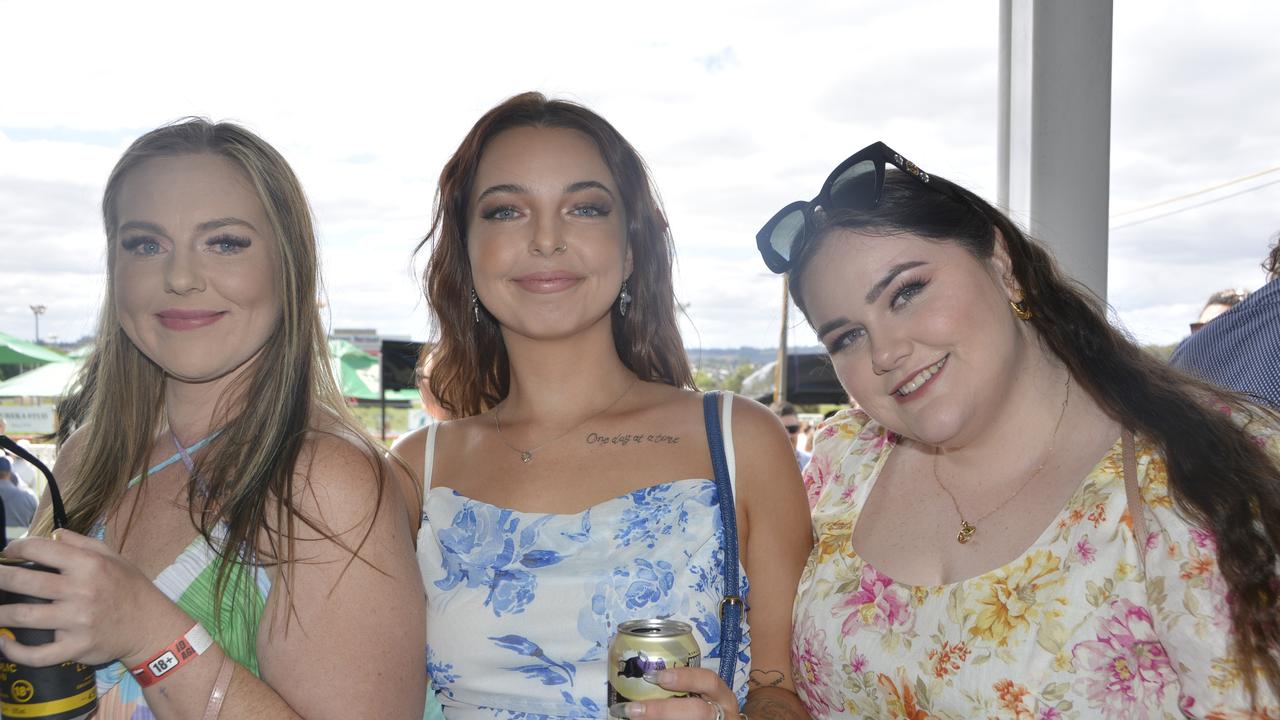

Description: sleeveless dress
[792,406,1280,718]
[418,394,751,718]
[92,440,273,719]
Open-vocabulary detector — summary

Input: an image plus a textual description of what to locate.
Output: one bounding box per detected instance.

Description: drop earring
[618,280,632,318]
[471,288,481,324]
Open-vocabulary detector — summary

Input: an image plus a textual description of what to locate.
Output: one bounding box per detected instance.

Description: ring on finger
[701,698,725,720]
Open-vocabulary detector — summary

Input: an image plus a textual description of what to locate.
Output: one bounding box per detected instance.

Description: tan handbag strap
[1121,430,1149,558]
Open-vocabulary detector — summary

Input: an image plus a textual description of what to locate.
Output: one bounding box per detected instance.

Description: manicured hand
[612,666,739,719]
[0,530,189,667]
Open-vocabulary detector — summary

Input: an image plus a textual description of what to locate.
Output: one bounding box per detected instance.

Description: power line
[1109,177,1280,231]
[1111,164,1280,218]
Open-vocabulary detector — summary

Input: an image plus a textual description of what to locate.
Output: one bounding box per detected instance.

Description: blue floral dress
[417,395,751,718]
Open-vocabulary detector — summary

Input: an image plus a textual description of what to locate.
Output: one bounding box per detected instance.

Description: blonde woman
[0,120,426,719]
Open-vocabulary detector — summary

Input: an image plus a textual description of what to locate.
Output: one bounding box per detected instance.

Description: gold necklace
[932,374,1071,544]
[494,376,639,464]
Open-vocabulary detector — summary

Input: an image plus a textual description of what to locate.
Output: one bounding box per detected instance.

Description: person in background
[0,456,38,529]
[756,141,1280,716]
[1189,288,1249,334]
[396,92,812,719]
[770,401,812,471]
[1172,236,1280,408]
[0,119,426,719]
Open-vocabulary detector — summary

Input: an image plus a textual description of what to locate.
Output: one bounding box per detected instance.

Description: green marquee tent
[0,330,69,367]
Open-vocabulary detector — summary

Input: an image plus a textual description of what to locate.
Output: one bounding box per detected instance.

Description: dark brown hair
[1265,231,1280,280]
[417,92,693,417]
[790,171,1280,705]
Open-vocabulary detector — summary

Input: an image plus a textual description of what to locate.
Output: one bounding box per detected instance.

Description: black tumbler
[0,437,98,719]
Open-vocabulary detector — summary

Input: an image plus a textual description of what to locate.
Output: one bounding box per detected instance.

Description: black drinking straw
[0,435,71,536]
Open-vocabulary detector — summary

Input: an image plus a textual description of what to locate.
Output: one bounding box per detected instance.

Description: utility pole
[774,277,788,404]
[30,305,46,344]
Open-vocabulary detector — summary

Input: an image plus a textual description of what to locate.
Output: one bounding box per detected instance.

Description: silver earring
[618,280,632,318]
[471,288,480,324]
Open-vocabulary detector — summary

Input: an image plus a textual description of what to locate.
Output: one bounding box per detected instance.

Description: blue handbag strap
[702,391,743,689]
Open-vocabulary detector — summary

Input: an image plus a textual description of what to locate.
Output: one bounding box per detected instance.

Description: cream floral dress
[792,406,1280,719]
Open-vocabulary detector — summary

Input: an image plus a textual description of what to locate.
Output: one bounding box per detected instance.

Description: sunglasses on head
[755,141,968,274]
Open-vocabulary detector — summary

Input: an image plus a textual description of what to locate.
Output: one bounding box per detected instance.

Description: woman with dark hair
[0,119,426,719]
[393,93,812,719]
[757,142,1280,717]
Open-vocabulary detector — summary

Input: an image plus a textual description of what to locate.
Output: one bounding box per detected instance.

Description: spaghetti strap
[720,393,738,499]
[422,423,440,502]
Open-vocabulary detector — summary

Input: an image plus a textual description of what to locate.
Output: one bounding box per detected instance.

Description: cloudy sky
[2,0,1277,354]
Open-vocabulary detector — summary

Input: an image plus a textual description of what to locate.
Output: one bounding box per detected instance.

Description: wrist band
[203,654,235,720]
[129,623,214,687]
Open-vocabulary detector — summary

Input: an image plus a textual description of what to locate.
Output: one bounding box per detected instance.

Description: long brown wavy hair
[48,118,390,650]
[417,92,693,417]
[789,170,1280,705]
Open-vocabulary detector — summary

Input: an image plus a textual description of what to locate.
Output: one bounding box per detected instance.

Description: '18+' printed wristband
[129,623,214,688]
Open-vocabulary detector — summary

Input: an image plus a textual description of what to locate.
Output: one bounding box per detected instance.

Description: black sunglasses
[755,141,967,274]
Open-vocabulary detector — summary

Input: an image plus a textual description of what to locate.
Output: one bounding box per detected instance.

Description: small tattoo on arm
[584,432,681,447]
[748,668,786,688]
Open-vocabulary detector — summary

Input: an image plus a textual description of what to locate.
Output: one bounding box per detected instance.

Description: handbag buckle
[719,594,743,618]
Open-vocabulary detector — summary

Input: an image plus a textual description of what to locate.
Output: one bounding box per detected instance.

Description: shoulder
[49,424,91,489]
[389,424,430,476]
[722,392,791,445]
[812,406,884,456]
[803,407,890,504]
[290,428,407,532]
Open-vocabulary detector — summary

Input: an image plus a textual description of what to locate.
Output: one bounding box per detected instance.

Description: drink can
[607,619,700,709]
[0,559,98,720]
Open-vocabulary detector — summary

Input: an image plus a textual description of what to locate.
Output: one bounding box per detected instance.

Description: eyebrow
[117,217,257,236]
[117,220,169,237]
[864,261,927,304]
[565,180,614,198]
[475,180,615,205]
[815,317,850,340]
[197,217,258,233]
[814,260,930,340]
[476,183,527,204]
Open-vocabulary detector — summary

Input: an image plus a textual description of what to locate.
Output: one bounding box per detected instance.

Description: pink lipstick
[156,309,226,331]
[513,271,583,294]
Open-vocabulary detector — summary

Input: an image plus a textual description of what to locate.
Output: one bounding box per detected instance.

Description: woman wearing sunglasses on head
[0,119,427,719]
[392,92,812,719]
[758,143,1280,717]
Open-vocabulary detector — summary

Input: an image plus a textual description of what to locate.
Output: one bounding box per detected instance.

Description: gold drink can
[607,619,701,709]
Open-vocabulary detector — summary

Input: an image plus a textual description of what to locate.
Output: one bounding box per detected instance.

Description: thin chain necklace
[933,374,1071,544]
[494,375,639,464]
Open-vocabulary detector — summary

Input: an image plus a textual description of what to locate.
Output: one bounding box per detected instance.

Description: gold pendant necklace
[933,374,1071,545]
[493,376,639,464]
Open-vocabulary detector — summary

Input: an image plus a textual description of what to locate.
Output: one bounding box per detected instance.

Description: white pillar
[998,0,1113,300]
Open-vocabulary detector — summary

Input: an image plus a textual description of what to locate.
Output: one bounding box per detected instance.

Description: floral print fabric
[792,407,1280,719]
[419,477,751,718]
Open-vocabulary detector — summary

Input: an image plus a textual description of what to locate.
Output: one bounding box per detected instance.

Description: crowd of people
[0,94,1275,720]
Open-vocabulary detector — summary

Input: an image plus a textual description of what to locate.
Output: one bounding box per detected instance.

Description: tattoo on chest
[584,432,681,447]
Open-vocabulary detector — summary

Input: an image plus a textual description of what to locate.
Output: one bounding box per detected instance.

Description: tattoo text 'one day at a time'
[585,432,681,447]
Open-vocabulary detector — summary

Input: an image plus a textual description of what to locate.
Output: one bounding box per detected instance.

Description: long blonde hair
[47,118,388,642]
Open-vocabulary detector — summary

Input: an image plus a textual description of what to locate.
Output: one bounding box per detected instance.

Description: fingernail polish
[610,702,643,717]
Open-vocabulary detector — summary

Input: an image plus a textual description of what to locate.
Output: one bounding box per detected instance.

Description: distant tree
[723,363,758,394]
[1144,343,1179,362]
